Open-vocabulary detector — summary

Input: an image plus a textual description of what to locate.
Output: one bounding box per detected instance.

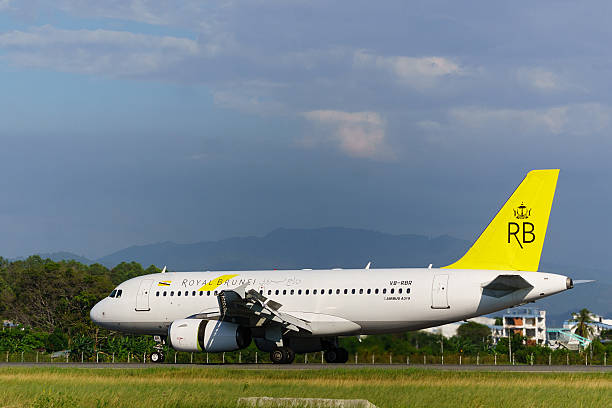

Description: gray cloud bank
[0,1,612,271]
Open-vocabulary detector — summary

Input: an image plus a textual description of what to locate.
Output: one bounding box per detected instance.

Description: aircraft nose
[90,301,105,324]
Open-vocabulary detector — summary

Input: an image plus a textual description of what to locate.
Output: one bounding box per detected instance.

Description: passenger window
[116,290,122,298]
[321,289,325,295]
[275,290,279,295]
[406,288,411,294]
[192,291,196,296]
[185,291,188,296]
[398,288,402,294]
[268,290,272,295]
[283,289,287,295]
[367,289,371,294]
[351,289,355,294]
[156,291,160,297]
[298,289,302,295]
[214,291,218,296]
[359,289,364,294]
[290,289,294,295]
[109,290,117,298]
[260,290,263,295]
[163,291,167,297]
[207,291,211,296]
[390,288,395,294]
[382,288,386,294]
[170,291,174,296]
[344,289,348,294]
[313,289,317,295]
[178,291,181,296]
[306,289,310,295]
[375,288,379,294]
[199,291,203,296]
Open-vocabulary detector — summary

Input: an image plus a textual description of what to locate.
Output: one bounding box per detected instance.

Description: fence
[1,350,608,366]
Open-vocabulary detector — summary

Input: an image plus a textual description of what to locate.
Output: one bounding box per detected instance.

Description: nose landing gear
[150,350,165,363]
[151,335,166,363]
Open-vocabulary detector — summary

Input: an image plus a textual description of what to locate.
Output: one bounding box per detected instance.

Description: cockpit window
[116,289,123,298]
[109,290,117,298]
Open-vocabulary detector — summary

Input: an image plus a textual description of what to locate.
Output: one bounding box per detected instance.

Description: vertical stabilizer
[443,169,559,271]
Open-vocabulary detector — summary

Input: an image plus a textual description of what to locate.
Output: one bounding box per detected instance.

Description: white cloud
[516,67,563,91]
[53,0,185,26]
[0,25,200,76]
[301,110,392,159]
[354,50,462,88]
[213,89,287,116]
[0,0,13,11]
[449,103,611,136]
[416,120,443,131]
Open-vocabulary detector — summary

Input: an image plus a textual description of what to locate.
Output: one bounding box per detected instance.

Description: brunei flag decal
[158,280,172,287]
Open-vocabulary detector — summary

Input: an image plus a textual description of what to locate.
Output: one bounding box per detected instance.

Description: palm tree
[569,308,595,340]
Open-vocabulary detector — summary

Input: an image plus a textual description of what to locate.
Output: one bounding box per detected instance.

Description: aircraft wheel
[270,348,285,364]
[284,347,295,364]
[270,347,294,364]
[150,351,164,363]
[336,347,349,363]
[324,349,338,363]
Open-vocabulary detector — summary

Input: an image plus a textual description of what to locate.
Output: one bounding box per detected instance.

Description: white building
[562,312,612,339]
[547,312,611,350]
[499,307,547,345]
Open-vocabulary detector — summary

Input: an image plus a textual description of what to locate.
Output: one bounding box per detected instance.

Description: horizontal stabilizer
[481,274,533,298]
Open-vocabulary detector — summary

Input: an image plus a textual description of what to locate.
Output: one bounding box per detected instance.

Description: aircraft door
[136,279,153,311]
[431,274,450,309]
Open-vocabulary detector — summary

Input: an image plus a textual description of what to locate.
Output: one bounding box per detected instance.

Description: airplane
[90,169,576,364]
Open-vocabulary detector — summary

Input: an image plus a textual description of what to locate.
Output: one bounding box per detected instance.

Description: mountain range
[18,227,611,326]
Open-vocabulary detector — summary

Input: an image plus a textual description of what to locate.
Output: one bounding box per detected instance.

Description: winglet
[161,266,167,274]
[365,261,371,270]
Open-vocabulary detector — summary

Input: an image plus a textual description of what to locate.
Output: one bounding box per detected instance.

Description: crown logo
[514,203,531,219]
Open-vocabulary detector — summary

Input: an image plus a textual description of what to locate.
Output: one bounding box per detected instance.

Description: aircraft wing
[187,285,312,334]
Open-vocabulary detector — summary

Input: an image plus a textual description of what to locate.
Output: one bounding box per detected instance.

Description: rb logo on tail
[444,169,559,272]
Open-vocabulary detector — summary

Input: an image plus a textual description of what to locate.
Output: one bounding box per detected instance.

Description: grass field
[0,366,609,408]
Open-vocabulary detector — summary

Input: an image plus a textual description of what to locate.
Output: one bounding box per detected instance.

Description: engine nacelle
[167,319,251,353]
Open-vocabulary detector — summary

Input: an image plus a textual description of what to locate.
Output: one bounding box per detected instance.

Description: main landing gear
[151,335,165,363]
[270,347,295,364]
[324,347,349,364]
[269,346,349,364]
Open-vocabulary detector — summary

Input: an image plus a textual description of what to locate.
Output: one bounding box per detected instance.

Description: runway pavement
[1,362,610,372]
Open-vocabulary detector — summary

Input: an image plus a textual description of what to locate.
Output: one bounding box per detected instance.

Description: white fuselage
[90,268,570,337]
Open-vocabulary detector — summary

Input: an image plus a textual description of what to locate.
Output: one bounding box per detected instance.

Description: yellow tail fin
[443,169,559,271]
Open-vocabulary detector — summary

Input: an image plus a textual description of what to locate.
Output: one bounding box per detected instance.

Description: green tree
[70,335,94,359]
[569,308,595,339]
[109,262,146,285]
[0,327,46,352]
[45,327,69,352]
[457,321,491,346]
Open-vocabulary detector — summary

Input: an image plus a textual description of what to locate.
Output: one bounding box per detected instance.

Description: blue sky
[1,1,612,268]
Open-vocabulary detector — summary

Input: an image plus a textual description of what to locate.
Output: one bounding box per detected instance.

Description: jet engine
[167,319,251,353]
